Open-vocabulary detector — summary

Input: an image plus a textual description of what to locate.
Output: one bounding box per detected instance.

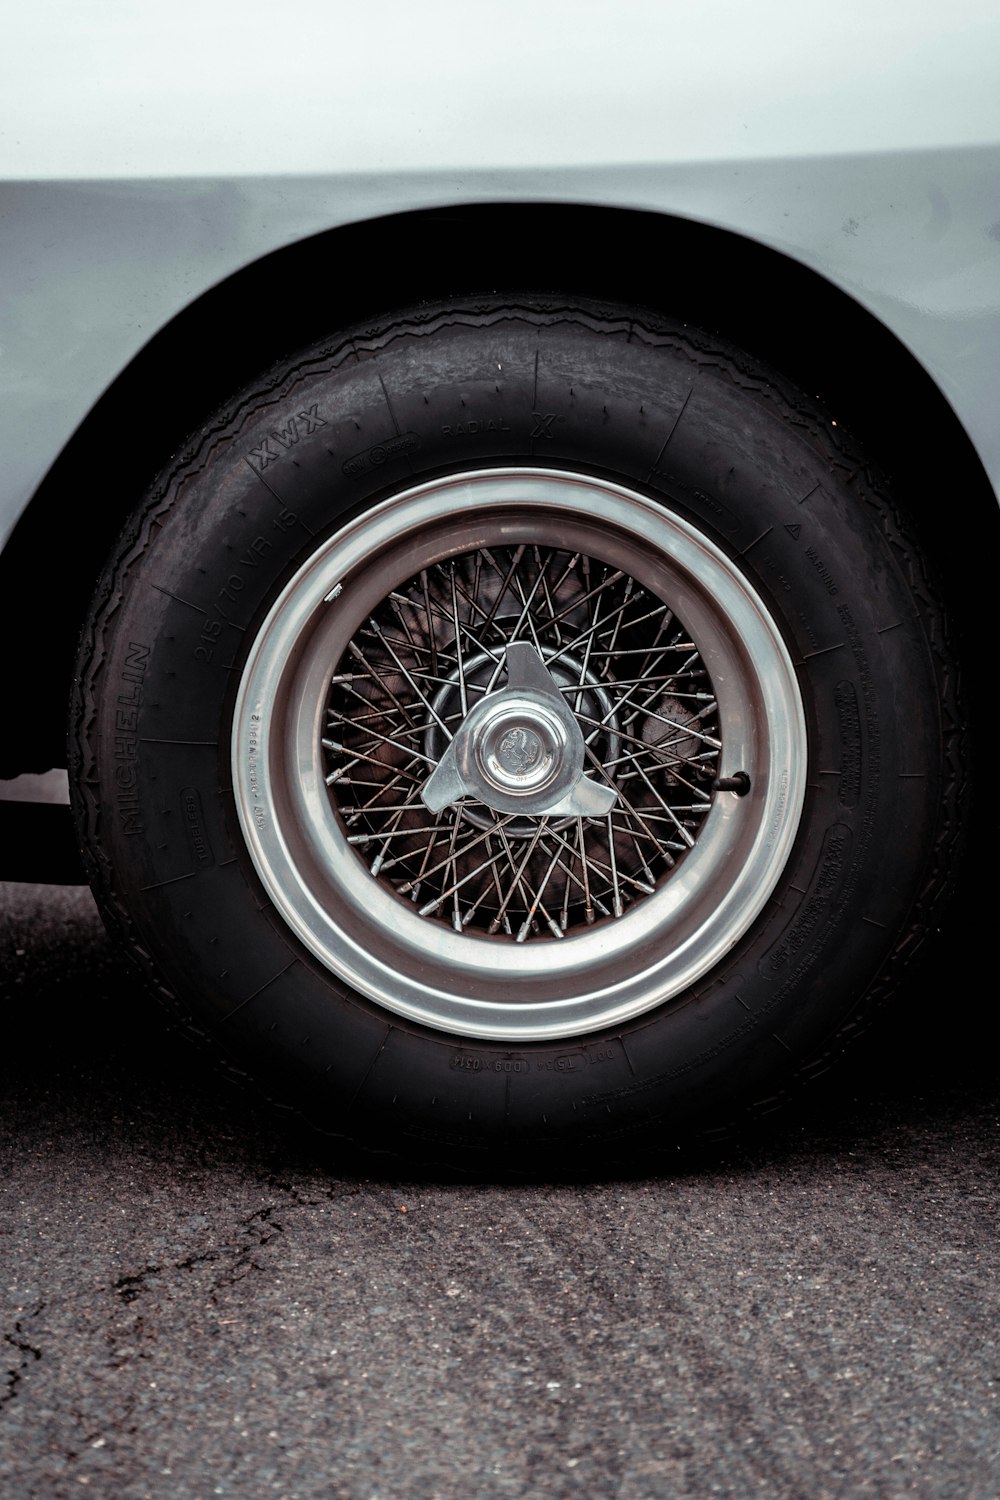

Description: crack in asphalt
[112,1267,162,1306]
[107,1205,285,1311]
[2,1300,45,1408]
[1,1205,289,1417]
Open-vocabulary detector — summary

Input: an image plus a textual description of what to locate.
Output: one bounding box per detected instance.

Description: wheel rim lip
[232,469,807,1041]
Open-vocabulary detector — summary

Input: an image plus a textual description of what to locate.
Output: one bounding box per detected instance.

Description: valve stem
[713,771,751,796]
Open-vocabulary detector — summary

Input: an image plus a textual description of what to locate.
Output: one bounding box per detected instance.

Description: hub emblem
[498,727,542,778]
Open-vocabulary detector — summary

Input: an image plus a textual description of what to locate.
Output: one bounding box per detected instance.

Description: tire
[71,298,963,1168]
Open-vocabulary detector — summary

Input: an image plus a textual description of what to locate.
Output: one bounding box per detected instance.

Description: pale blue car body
[1,0,998,790]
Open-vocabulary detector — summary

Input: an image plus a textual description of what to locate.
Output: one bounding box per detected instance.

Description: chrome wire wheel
[233,469,806,1040]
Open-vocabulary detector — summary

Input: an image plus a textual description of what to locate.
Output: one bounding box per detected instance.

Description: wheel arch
[3,198,994,775]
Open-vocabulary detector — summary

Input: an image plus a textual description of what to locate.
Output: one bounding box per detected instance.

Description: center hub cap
[420,643,617,820]
[479,700,564,798]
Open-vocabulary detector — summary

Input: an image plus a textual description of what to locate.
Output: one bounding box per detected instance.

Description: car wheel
[71,298,963,1165]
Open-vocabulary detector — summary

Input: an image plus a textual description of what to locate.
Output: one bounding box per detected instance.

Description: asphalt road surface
[1,879,996,1499]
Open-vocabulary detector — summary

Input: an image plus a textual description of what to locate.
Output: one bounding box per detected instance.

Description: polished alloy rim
[233,470,806,1040]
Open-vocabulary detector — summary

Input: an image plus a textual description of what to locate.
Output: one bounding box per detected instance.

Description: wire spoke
[321,539,721,938]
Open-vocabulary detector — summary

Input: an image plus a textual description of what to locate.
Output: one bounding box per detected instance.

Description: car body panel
[6,0,1000,179]
[3,1,1000,541]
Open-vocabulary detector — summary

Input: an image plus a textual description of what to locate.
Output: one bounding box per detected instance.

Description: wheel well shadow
[2,201,994,773]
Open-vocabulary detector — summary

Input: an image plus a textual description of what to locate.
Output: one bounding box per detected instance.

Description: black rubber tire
[70,298,964,1169]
